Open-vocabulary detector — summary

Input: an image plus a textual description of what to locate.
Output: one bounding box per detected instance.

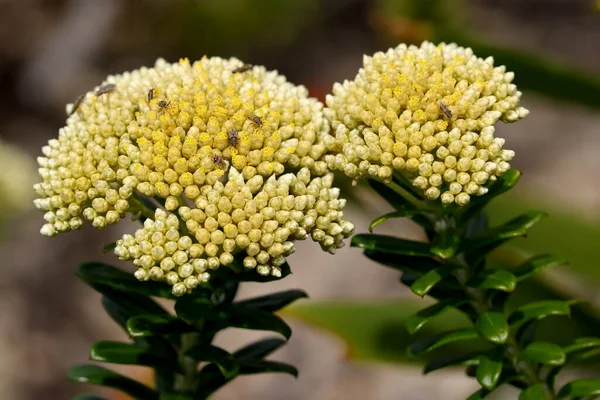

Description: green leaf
[512,254,566,282]
[234,337,287,361]
[476,347,504,390]
[102,242,117,254]
[90,341,177,370]
[521,342,566,366]
[458,169,521,225]
[557,379,600,398]
[410,264,456,297]
[216,306,292,339]
[405,299,466,335]
[409,329,480,356]
[236,290,308,313]
[423,351,482,374]
[72,395,108,400]
[476,312,509,344]
[471,270,517,292]
[461,211,547,257]
[351,234,433,257]
[68,365,158,399]
[76,262,175,299]
[466,387,492,400]
[127,314,196,337]
[238,359,298,377]
[564,337,600,355]
[173,296,213,324]
[369,210,416,232]
[364,250,442,274]
[430,231,461,259]
[186,345,239,379]
[508,300,571,325]
[519,383,551,400]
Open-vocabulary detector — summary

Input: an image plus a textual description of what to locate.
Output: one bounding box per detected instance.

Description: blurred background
[1,0,599,399]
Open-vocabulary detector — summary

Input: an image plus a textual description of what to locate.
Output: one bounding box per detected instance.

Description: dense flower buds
[324,42,528,206]
[34,57,353,294]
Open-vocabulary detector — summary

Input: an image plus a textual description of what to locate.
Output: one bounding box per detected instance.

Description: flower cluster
[323,41,528,205]
[115,168,352,295]
[34,57,353,294]
[0,140,36,218]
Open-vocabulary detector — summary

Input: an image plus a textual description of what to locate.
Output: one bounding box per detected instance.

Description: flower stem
[175,332,201,394]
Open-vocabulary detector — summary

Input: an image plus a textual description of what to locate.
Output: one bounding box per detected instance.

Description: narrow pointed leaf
[431,231,461,259]
[521,342,566,366]
[127,314,196,337]
[236,290,308,313]
[234,338,287,361]
[173,296,213,324]
[458,169,521,225]
[471,270,517,292]
[405,299,466,335]
[68,365,158,399]
[216,306,292,339]
[238,359,298,377]
[90,341,177,370]
[423,351,482,374]
[76,262,175,299]
[364,250,441,274]
[186,345,239,378]
[369,210,416,232]
[409,329,479,355]
[476,312,509,344]
[466,388,492,400]
[513,254,566,282]
[410,264,456,297]
[508,300,571,325]
[557,379,600,398]
[461,211,547,256]
[476,347,504,390]
[72,395,107,400]
[351,234,433,257]
[519,383,551,400]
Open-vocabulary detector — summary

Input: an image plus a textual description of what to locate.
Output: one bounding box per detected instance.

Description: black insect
[228,128,239,148]
[147,88,155,103]
[68,94,85,116]
[248,114,262,127]
[212,153,227,170]
[96,83,116,96]
[439,101,452,119]
[232,64,253,73]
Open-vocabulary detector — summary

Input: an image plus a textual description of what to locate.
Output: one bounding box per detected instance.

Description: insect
[232,64,253,73]
[68,94,85,116]
[248,114,262,127]
[96,83,116,96]
[227,128,239,148]
[212,153,227,170]
[439,101,452,119]
[147,88,155,103]
[157,100,171,114]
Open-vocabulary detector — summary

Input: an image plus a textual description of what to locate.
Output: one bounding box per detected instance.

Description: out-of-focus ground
[0,0,598,399]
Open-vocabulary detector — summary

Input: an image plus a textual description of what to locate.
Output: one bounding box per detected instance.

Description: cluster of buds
[34,57,353,294]
[323,41,529,205]
[115,167,352,295]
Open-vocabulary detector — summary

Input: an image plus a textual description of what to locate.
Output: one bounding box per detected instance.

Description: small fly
[68,94,85,116]
[157,100,171,114]
[439,101,452,119]
[248,114,262,127]
[232,64,253,73]
[147,88,155,103]
[96,83,116,96]
[227,128,239,148]
[212,153,227,170]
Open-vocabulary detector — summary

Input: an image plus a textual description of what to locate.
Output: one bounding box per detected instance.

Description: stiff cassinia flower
[34,57,353,295]
[324,41,529,206]
[0,140,36,218]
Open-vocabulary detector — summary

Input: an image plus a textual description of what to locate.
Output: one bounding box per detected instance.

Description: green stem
[387,181,434,212]
[175,332,201,394]
[129,192,157,220]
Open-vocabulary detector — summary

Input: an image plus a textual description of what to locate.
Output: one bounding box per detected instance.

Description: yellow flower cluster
[116,168,352,295]
[34,57,353,294]
[0,140,36,218]
[323,42,528,206]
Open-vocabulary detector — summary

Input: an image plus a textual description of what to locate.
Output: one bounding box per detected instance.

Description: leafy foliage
[346,169,600,398]
[70,262,305,399]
